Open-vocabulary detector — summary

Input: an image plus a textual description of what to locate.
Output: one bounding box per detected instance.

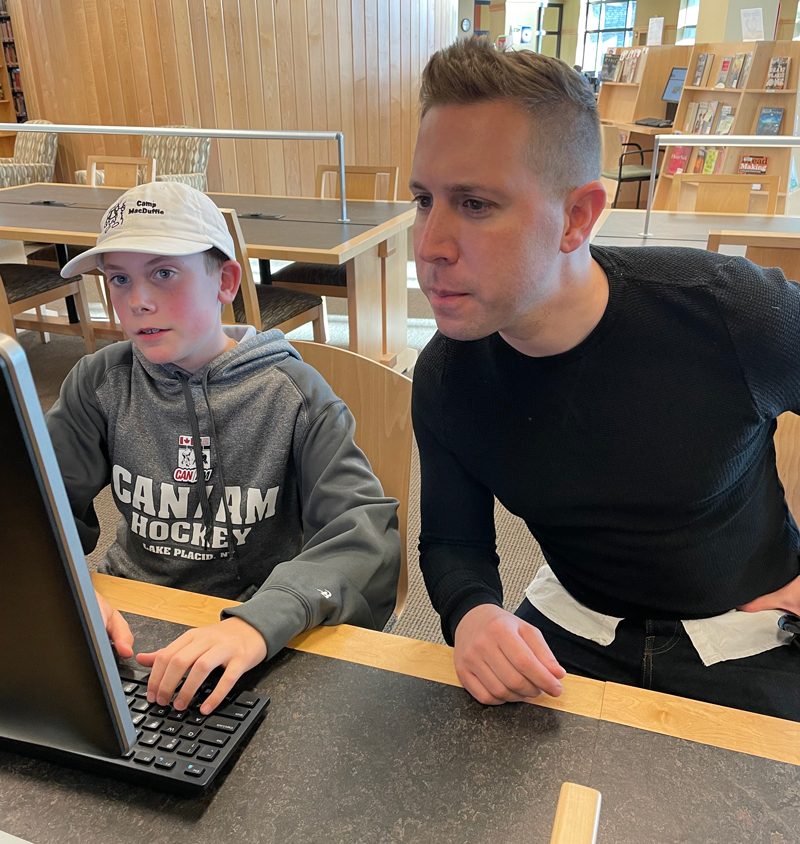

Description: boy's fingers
[199,664,241,715]
[107,610,135,659]
[173,647,231,710]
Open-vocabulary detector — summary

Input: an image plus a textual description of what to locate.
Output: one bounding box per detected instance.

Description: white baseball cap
[61,181,236,277]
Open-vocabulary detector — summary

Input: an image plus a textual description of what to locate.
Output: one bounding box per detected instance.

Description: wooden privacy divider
[549,783,602,844]
[8,0,456,200]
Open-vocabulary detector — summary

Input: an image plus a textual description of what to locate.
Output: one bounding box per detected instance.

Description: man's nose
[414,205,458,265]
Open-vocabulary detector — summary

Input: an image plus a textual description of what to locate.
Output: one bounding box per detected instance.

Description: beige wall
[10,0,457,199]
[634,0,680,44]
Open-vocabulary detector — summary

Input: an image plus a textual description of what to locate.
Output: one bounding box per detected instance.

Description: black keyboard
[634,117,673,128]
[5,666,270,796]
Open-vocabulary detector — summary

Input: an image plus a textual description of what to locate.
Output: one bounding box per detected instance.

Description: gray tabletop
[0,184,413,251]
[595,209,800,246]
[0,614,798,844]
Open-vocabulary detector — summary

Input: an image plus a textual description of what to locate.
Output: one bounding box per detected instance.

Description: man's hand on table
[136,617,268,715]
[738,573,800,615]
[454,604,566,705]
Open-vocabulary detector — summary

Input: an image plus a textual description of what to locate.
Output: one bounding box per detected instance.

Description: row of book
[599,49,647,85]
[683,101,784,136]
[0,20,14,40]
[666,148,769,177]
[3,43,16,65]
[692,52,791,91]
[8,66,22,94]
[0,0,9,14]
[13,91,26,119]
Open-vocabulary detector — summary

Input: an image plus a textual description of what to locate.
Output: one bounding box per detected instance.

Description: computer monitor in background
[662,67,687,122]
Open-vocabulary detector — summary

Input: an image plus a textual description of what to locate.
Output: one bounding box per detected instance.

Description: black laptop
[0,334,269,795]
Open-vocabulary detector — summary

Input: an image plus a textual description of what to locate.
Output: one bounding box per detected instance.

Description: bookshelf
[653,41,800,214]
[597,44,692,207]
[0,0,25,124]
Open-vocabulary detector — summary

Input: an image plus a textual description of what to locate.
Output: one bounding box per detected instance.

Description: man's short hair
[419,39,601,198]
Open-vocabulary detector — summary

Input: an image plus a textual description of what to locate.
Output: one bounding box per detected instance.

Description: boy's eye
[109,274,129,286]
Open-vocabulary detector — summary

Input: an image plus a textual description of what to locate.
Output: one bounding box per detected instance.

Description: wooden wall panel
[9,0,456,198]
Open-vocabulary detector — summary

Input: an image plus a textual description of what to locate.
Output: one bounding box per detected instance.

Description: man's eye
[465,199,489,212]
[413,195,432,209]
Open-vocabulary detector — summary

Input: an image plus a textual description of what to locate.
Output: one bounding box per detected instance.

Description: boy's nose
[127,281,155,312]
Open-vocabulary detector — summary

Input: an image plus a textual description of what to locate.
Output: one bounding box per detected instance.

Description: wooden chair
[288,339,412,617]
[220,209,328,343]
[269,164,400,298]
[549,782,602,844]
[28,155,158,342]
[0,262,95,354]
[668,175,780,215]
[86,155,156,188]
[706,230,800,281]
[600,123,661,209]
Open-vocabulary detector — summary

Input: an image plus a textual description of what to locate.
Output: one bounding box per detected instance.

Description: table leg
[379,232,417,373]
[346,248,384,362]
[55,243,80,323]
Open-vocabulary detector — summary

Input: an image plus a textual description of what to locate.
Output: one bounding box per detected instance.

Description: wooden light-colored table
[94,572,800,769]
[0,183,417,372]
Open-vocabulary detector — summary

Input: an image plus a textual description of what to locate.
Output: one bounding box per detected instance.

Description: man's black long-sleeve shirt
[412,246,800,645]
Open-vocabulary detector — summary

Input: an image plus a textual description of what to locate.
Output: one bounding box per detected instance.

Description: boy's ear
[218,260,242,305]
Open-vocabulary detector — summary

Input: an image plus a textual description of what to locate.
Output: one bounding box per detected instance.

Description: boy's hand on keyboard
[95,590,135,659]
[136,617,267,715]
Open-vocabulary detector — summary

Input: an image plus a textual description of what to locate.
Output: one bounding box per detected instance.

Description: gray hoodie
[46,326,401,657]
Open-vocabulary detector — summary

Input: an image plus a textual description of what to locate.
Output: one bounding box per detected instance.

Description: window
[580,1,637,75]
[677,0,698,45]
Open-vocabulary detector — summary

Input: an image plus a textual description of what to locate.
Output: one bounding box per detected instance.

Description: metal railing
[0,123,351,222]
[641,133,800,236]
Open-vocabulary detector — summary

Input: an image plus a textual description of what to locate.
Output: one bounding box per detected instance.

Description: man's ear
[218,260,242,305]
[561,181,607,255]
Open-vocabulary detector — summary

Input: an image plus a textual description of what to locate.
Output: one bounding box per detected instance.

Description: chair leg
[311,299,329,344]
[93,273,110,319]
[612,180,622,209]
[636,180,643,209]
[0,299,15,337]
[73,279,97,355]
[35,305,50,343]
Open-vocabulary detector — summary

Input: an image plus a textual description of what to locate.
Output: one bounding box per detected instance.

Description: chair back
[600,124,623,174]
[316,164,399,201]
[14,120,57,169]
[549,782,602,844]
[776,413,800,522]
[87,155,156,188]
[219,208,263,331]
[668,174,780,215]
[289,339,412,617]
[142,127,211,183]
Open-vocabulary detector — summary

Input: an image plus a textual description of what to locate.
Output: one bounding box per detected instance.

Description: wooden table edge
[92,573,800,766]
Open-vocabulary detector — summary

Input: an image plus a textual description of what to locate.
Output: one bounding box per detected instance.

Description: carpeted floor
[19,279,544,645]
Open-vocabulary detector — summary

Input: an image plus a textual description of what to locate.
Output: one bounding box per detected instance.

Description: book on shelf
[702,148,725,175]
[634,47,649,83]
[714,105,735,135]
[600,53,621,83]
[696,101,719,134]
[683,102,700,133]
[692,53,709,86]
[738,154,769,175]
[715,57,733,88]
[755,106,784,135]
[693,148,707,174]
[702,54,716,87]
[726,53,745,88]
[790,157,798,193]
[766,57,790,91]
[739,52,753,88]
[667,146,691,175]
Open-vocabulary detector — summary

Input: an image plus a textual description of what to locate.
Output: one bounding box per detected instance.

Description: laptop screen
[0,335,135,758]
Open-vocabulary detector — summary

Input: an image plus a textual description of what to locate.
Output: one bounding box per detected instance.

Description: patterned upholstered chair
[74,126,210,190]
[0,119,58,188]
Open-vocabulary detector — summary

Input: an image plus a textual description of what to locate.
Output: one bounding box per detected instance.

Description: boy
[48,181,400,715]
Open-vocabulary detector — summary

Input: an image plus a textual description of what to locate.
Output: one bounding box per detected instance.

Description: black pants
[515,599,800,722]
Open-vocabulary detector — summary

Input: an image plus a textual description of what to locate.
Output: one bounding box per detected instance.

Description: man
[410,38,800,720]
